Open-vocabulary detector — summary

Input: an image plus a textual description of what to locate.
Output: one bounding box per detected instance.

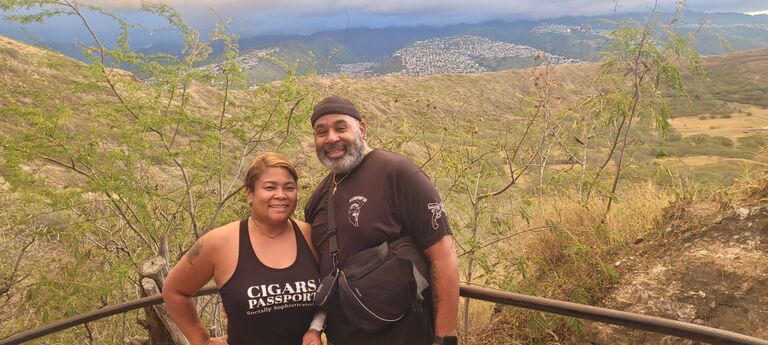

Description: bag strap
[327,178,340,270]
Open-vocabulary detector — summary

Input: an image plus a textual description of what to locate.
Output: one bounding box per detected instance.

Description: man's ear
[359,120,367,139]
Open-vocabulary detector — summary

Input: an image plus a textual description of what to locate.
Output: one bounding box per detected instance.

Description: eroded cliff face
[581,200,768,344]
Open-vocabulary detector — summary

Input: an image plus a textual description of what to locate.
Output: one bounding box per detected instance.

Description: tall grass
[461,182,674,344]
[715,146,768,206]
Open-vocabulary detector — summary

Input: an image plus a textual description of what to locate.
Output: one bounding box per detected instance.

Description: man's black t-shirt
[304,149,452,345]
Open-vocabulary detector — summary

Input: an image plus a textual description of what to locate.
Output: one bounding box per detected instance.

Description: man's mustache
[323,142,347,153]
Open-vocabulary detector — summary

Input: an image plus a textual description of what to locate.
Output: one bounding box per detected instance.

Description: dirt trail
[578,200,768,344]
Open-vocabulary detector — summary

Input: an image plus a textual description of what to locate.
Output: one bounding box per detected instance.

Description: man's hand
[302,329,323,345]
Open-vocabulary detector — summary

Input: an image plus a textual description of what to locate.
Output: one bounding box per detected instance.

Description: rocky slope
[580,199,768,343]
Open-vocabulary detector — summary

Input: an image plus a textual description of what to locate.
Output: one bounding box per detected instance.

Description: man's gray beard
[317,135,366,174]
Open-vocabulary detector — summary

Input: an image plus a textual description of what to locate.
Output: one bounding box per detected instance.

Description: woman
[163,153,323,345]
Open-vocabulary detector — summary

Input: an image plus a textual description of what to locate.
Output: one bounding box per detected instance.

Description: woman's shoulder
[201,219,242,247]
[294,219,312,237]
[293,219,318,261]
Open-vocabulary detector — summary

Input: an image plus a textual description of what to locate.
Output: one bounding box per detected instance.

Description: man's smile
[325,144,347,159]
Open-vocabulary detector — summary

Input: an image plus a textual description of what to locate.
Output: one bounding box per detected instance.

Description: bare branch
[202,185,244,234]
[458,225,554,258]
[172,158,199,238]
[0,238,35,297]
[277,96,305,150]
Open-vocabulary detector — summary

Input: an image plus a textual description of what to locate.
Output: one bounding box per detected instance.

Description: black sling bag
[314,186,431,332]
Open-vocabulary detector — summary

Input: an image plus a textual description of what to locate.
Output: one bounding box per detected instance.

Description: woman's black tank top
[219,218,319,345]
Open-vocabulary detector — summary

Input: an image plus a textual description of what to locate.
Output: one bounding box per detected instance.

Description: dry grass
[655,155,768,167]
[669,106,768,139]
[714,146,768,206]
[462,183,674,344]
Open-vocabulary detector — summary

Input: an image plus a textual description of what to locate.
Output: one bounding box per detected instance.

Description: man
[304,96,459,345]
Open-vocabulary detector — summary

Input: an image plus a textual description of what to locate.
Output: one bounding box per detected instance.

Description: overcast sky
[1,0,766,42]
[86,0,766,16]
[80,0,767,35]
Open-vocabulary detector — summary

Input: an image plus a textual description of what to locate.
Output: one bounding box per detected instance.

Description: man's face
[312,114,367,173]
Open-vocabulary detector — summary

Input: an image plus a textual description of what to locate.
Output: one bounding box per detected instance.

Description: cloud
[80,0,142,10]
[77,0,767,16]
[10,1,768,37]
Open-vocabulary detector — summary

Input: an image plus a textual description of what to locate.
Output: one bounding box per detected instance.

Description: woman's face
[247,167,298,225]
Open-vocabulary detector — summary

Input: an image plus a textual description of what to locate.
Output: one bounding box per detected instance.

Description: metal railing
[2,284,767,345]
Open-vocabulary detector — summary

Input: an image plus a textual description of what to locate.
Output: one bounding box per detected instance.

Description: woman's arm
[163,235,219,345]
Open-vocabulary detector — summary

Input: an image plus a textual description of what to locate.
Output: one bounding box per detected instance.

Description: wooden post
[139,255,185,345]
[140,256,168,290]
[139,280,174,345]
[141,278,190,345]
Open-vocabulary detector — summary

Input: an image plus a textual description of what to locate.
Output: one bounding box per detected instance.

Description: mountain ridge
[4,10,768,85]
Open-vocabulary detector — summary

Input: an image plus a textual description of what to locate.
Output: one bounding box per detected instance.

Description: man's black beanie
[311,96,361,125]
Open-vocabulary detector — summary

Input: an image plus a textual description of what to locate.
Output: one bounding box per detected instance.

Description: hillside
[580,197,768,343]
[2,34,768,344]
[667,48,768,117]
[223,11,768,84]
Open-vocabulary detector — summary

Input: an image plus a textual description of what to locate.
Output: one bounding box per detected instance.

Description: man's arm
[424,234,459,342]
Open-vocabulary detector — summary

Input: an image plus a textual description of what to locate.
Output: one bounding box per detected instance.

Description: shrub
[687,133,711,144]
[665,131,682,142]
[737,134,767,148]
[712,102,732,116]
[717,136,734,147]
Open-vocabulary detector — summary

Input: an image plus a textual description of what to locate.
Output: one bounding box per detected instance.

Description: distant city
[390,35,582,77]
[201,34,585,80]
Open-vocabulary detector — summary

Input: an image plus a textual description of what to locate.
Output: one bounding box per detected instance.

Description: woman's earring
[248,199,252,207]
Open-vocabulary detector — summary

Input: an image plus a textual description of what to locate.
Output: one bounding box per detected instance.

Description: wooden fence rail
[2,284,767,345]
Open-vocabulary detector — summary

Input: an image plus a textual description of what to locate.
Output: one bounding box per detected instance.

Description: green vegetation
[0,1,318,342]
[478,56,540,70]
[568,7,703,220]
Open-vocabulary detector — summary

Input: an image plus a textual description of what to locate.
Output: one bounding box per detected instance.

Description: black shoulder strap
[327,179,339,270]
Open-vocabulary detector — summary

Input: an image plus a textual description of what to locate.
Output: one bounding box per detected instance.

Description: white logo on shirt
[348,196,367,227]
[244,279,318,315]
[427,202,444,230]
